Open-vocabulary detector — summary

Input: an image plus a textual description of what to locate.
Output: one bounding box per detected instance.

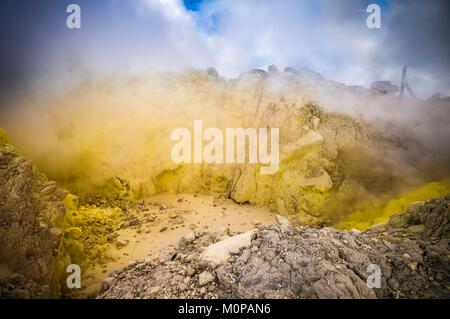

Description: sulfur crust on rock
[2,69,450,299]
[99,195,450,299]
[335,179,450,230]
[0,131,128,298]
[4,70,448,228]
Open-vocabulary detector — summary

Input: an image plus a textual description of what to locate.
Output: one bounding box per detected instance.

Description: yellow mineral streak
[335,179,450,230]
[2,72,449,230]
[61,194,124,268]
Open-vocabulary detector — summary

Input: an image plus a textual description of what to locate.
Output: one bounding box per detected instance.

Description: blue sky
[183,0,207,11]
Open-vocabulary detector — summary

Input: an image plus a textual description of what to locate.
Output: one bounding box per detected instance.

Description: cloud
[135,0,450,97]
[0,0,449,102]
[196,0,449,97]
[374,0,450,97]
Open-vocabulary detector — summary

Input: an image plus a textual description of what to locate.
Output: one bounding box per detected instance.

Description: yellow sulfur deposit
[335,179,450,230]
[60,194,124,269]
[2,72,450,229]
[1,69,450,299]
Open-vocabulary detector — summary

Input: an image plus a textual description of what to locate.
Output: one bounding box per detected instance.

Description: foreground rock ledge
[0,133,68,298]
[99,195,450,299]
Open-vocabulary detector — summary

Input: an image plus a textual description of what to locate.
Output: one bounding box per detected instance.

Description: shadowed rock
[99,195,450,299]
[0,131,68,298]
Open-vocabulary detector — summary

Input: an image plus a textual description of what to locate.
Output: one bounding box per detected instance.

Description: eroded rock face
[6,70,421,228]
[99,195,450,299]
[225,100,402,225]
[0,132,68,298]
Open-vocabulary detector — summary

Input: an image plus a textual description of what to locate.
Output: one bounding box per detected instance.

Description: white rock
[101,277,115,293]
[198,271,215,286]
[276,214,291,227]
[146,286,160,298]
[182,231,196,244]
[186,267,195,276]
[199,230,255,267]
[116,239,129,247]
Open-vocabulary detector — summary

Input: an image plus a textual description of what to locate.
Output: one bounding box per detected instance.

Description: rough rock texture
[199,230,255,268]
[0,131,68,298]
[8,68,424,228]
[227,101,389,225]
[99,195,450,299]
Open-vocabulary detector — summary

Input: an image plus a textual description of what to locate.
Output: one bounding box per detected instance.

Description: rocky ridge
[99,195,450,299]
[0,129,68,298]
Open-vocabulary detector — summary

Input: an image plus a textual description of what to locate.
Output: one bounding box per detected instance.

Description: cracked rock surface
[99,195,450,299]
[0,134,68,298]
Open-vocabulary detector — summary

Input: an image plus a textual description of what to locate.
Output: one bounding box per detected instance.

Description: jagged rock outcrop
[99,195,450,299]
[0,130,68,298]
[6,67,422,229]
[226,101,396,225]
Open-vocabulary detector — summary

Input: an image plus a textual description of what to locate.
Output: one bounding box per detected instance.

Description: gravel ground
[99,195,450,299]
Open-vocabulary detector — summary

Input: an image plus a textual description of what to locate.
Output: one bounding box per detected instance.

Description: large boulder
[99,195,450,299]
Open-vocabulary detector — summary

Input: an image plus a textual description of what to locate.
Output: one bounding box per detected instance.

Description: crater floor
[79,193,276,297]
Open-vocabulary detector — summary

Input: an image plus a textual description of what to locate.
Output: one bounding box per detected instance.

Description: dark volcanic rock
[99,195,450,299]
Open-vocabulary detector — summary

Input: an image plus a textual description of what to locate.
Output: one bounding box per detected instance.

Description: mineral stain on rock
[99,195,450,299]
[1,67,450,299]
